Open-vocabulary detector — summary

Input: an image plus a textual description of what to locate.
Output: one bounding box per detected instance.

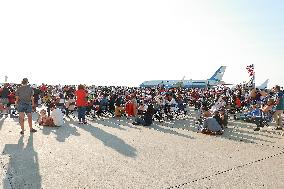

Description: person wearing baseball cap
[15,78,37,134]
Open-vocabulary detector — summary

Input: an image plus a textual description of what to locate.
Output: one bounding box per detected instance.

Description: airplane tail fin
[208,66,226,81]
[258,79,269,89]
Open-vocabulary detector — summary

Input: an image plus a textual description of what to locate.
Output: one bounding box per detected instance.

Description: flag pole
[253,73,255,88]
[253,64,255,88]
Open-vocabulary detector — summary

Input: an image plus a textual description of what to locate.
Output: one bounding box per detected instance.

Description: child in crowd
[38,104,64,127]
[38,109,54,126]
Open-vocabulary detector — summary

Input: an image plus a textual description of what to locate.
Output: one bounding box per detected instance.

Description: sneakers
[254,127,260,131]
[275,127,283,131]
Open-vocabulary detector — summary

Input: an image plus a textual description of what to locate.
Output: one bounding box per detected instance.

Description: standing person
[15,78,37,134]
[75,84,88,124]
[33,86,41,112]
[273,85,284,130]
[131,94,138,117]
[65,95,76,118]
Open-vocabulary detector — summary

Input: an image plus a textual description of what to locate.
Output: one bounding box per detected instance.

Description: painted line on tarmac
[166,150,284,189]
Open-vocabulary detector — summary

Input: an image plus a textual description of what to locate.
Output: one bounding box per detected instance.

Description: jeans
[78,106,86,122]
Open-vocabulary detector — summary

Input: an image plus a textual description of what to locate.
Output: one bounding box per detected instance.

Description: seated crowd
[0,81,283,135]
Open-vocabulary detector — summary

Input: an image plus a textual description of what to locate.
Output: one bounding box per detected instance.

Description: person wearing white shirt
[50,104,64,126]
[211,96,226,113]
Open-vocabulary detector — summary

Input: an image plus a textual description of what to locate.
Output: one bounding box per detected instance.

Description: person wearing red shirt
[40,84,47,92]
[75,84,88,124]
[8,90,16,105]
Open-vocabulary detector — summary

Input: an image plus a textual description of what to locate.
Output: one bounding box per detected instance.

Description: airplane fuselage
[140,79,216,88]
[139,66,227,88]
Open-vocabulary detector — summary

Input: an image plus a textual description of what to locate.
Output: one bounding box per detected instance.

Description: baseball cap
[22,78,29,85]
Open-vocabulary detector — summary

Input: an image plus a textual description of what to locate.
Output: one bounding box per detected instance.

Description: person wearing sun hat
[15,78,37,134]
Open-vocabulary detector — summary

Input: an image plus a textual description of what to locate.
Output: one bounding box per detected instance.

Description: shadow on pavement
[68,121,137,158]
[90,117,142,131]
[41,121,80,142]
[2,134,42,189]
[150,123,194,139]
[93,118,127,131]
[0,115,7,130]
[160,116,282,145]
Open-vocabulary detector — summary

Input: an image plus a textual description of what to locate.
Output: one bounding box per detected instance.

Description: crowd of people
[0,78,283,135]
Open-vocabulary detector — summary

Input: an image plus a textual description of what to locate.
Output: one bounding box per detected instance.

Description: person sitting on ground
[50,103,64,126]
[8,89,16,113]
[239,104,262,122]
[200,111,223,135]
[261,99,275,113]
[137,101,148,115]
[114,94,125,117]
[97,94,109,117]
[253,99,276,131]
[132,104,155,126]
[213,109,228,129]
[38,109,54,126]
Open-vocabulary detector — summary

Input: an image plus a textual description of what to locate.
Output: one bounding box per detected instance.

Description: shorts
[18,103,32,114]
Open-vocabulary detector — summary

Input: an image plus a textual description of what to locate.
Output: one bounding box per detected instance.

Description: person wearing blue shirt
[248,107,262,117]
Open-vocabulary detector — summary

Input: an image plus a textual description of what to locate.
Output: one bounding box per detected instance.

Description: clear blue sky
[209,0,284,87]
[0,0,283,87]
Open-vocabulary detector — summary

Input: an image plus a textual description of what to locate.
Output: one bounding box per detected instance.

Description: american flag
[246,64,254,77]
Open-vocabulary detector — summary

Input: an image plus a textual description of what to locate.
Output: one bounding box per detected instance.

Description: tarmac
[0,108,284,189]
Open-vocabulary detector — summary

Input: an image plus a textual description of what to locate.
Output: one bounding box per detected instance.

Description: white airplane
[257,79,269,90]
[140,66,227,88]
[244,78,269,90]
